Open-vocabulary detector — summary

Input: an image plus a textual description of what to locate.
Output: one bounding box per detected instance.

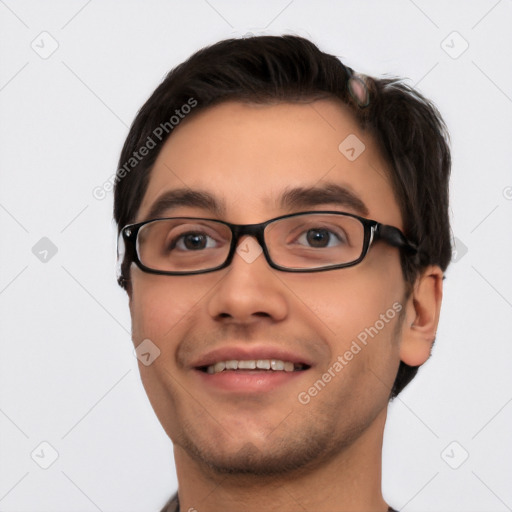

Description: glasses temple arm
[374,224,418,254]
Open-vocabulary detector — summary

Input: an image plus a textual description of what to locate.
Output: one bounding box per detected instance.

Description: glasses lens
[265,213,365,269]
[137,219,231,273]
[135,214,366,274]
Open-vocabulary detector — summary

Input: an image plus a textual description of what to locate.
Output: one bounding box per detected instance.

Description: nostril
[254,312,271,318]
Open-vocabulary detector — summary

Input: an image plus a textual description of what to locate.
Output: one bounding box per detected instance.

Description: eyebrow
[279,182,369,216]
[145,189,225,220]
[143,181,369,221]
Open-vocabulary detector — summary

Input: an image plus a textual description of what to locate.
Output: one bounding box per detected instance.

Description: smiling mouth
[197,359,311,374]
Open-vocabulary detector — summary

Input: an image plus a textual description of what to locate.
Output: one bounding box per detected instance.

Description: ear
[400,265,444,367]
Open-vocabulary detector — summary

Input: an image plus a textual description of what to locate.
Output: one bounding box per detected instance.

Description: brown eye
[296,227,347,248]
[172,232,212,251]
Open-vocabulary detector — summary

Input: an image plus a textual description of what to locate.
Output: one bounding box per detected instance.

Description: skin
[127,99,443,512]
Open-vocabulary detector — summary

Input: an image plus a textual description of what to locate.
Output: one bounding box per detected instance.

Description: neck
[173,408,390,512]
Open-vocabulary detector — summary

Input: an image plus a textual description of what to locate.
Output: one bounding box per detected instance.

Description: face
[128,99,408,476]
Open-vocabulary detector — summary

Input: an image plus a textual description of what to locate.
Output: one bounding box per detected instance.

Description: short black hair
[114,35,451,398]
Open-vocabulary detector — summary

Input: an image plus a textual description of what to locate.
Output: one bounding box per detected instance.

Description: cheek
[129,272,204,344]
[281,252,405,339]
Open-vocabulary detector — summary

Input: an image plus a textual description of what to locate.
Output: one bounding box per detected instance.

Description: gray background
[1,1,511,511]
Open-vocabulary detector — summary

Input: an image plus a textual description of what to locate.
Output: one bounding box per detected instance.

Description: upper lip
[191,345,313,369]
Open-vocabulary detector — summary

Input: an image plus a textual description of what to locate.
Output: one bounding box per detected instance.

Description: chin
[176,420,347,477]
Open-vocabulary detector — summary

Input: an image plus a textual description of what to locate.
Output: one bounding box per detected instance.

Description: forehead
[137,99,401,226]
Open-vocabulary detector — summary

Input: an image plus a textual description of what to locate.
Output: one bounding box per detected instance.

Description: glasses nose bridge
[231,222,267,249]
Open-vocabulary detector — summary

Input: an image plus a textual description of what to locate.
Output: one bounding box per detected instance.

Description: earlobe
[400,265,444,367]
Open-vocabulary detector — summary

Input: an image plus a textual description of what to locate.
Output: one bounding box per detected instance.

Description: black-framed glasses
[118,211,418,277]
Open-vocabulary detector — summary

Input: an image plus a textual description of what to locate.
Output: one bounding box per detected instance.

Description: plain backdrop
[1,1,511,511]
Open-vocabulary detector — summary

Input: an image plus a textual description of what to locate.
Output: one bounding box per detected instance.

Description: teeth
[271,359,284,371]
[256,359,270,370]
[204,359,305,374]
[238,360,256,370]
[214,361,226,373]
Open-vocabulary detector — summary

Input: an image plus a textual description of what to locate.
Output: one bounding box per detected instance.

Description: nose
[206,235,288,324]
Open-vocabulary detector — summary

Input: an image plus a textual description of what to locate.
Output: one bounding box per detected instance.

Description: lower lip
[194,368,307,393]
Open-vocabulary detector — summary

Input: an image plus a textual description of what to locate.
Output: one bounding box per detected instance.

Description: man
[114,35,451,512]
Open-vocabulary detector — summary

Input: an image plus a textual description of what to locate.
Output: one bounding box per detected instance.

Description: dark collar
[161,493,398,511]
